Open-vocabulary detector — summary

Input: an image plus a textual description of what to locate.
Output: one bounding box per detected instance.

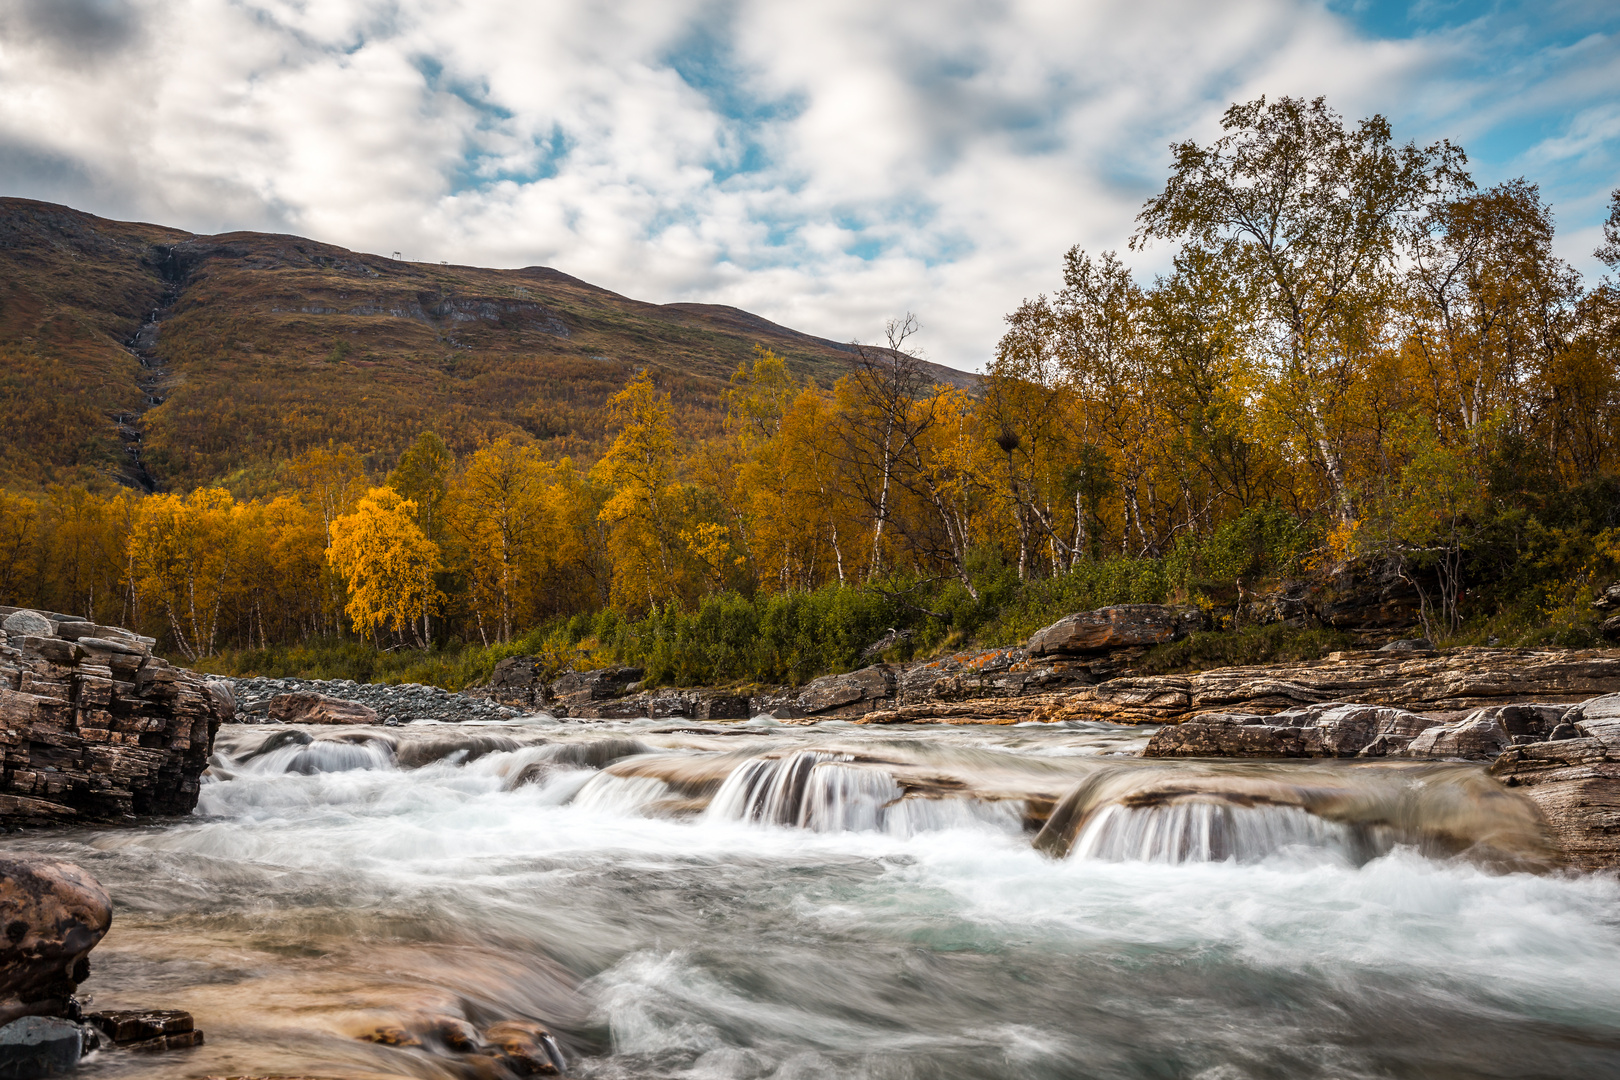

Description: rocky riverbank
[230,676,524,725]
[460,606,1620,727]
[0,852,205,1075]
[450,604,1620,871]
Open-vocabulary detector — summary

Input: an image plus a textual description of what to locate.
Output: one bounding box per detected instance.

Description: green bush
[1136,624,1353,675]
[1191,501,1319,583]
[587,585,898,687]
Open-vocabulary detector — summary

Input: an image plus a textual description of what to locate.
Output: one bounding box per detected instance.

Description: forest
[2,96,1618,688]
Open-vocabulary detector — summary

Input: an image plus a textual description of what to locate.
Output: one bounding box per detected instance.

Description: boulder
[1380,638,1435,654]
[1026,605,1202,656]
[0,1015,90,1078]
[0,855,111,1025]
[548,667,642,708]
[0,609,228,824]
[483,656,551,709]
[1401,712,1511,759]
[1144,703,1440,758]
[1573,692,1620,749]
[265,692,379,725]
[794,665,895,717]
[0,614,52,640]
[86,1008,195,1045]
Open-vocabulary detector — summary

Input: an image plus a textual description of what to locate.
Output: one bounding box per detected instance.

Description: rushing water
[11,716,1620,1079]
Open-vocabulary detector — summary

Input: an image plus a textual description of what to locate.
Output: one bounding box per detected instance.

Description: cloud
[0,0,1613,369]
[0,0,142,62]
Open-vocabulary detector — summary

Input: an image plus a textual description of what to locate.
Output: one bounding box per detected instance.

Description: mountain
[0,198,974,494]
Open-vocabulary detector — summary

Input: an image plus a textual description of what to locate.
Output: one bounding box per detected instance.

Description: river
[10,716,1620,1079]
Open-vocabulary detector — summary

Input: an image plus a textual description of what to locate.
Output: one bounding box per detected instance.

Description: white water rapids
[12,716,1620,1078]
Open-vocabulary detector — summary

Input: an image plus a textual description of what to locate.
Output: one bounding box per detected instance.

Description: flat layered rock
[1031,648,1620,726]
[1144,703,1442,758]
[0,608,232,826]
[1490,695,1620,870]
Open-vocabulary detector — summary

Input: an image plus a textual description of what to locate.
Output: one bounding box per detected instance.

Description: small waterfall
[797,760,904,832]
[218,731,397,776]
[705,751,1021,836]
[1069,801,1389,865]
[706,751,887,829]
[1033,760,1558,868]
[571,773,671,815]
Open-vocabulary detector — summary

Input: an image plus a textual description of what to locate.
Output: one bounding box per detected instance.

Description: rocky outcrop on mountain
[0,607,231,826]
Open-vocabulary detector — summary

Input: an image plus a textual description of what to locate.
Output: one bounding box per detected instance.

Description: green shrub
[1137,624,1353,675]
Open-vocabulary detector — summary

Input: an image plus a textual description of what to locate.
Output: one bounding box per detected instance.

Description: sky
[0,0,1615,371]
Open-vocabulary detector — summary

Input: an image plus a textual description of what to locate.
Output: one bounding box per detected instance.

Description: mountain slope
[0,198,974,493]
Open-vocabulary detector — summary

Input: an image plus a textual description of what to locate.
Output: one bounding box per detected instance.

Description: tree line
[2,96,1618,669]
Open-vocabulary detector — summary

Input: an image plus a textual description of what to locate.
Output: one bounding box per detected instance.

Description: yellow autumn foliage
[329,487,443,645]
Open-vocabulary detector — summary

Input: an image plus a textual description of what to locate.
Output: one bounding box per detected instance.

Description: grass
[1135,624,1355,676]
[192,636,510,690]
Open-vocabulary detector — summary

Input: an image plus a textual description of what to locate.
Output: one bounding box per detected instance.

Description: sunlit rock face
[0,607,231,825]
